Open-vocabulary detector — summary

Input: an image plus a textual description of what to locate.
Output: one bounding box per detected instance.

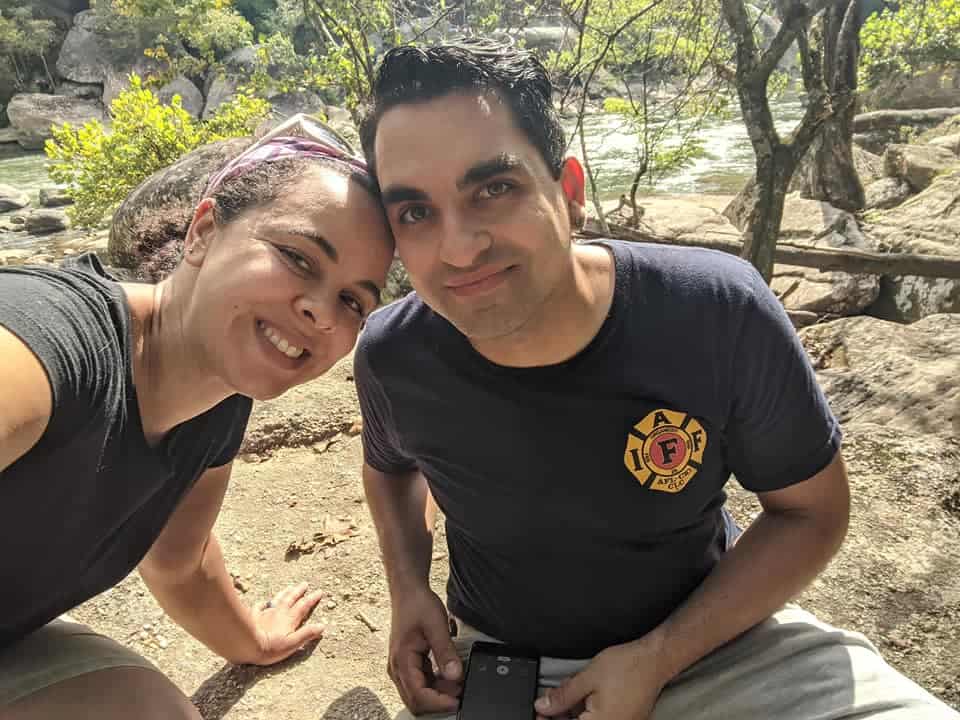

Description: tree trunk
[741,145,796,280]
[805,0,864,211]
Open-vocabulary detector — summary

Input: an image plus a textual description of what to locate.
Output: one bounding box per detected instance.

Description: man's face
[373,91,576,341]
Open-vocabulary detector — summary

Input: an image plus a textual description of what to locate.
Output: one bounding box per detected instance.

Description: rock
[323,105,359,147]
[55,80,102,100]
[864,177,913,210]
[883,144,958,192]
[38,188,73,207]
[929,133,960,155]
[862,169,960,321]
[0,184,31,212]
[202,75,239,120]
[156,76,204,119]
[915,114,960,145]
[791,145,884,196]
[861,66,960,111]
[24,209,69,234]
[801,314,959,438]
[109,137,251,278]
[853,107,960,155]
[6,93,107,150]
[521,25,578,53]
[102,56,165,107]
[267,91,325,121]
[55,9,110,84]
[0,128,20,144]
[241,356,360,456]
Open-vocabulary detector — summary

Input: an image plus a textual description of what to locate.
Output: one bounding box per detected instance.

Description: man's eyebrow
[457,154,526,191]
[272,227,339,263]
[381,186,429,207]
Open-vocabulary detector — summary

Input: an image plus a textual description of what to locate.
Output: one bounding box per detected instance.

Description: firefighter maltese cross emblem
[624,408,707,493]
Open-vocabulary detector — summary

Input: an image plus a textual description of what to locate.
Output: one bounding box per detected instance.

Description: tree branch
[757,0,838,80]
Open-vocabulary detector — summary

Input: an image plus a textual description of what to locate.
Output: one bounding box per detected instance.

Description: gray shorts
[399,605,959,720]
[0,617,159,708]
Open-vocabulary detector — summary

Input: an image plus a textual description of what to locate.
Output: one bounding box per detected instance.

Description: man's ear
[183,198,217,267]
[560,157,586,229]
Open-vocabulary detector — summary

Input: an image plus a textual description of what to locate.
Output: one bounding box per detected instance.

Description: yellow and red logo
[624,408,707,493]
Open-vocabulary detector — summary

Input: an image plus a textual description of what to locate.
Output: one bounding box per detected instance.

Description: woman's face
[184,164,394,400]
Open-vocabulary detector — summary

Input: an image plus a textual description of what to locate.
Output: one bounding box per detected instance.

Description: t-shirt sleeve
[725,270,842,493]
[353,332,418,474]
[208,395,253,468]
[0,269,120,448]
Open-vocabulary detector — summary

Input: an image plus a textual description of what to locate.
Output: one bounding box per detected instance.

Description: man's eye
[341,292,363,315]
[478,181,513,200]
[280,247,311,272]
[398,205,430,225]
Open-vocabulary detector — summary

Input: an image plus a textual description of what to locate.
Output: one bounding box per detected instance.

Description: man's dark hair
[359,39,565,179]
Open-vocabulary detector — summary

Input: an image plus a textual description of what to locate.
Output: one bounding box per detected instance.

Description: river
[0,95,805,252]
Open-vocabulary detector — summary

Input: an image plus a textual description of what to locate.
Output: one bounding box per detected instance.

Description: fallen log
[580,219,960,279]
[853,107,960,133]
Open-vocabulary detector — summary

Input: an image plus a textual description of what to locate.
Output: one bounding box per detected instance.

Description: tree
[550,0,731,232]
[720,0,859,280]
[0,2,59,91]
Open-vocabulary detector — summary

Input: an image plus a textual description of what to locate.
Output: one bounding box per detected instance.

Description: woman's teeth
[258,321,304,359]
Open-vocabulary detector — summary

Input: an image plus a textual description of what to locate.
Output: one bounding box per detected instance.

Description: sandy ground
[70,356,960,719]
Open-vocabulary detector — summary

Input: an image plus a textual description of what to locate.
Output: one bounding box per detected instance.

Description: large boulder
[861,66,960,111]
[862,169,960,321]
[767,195,880,316]
[790,144,884,196]
[38,187,73,207]
[0,128,19,144]
[928,133,960,155]
[156,76,204,119]
[109,137,252,279]
[883,143,959,191]
[0,184,30,212]
[202,45,261,119]
[55,9,110,84]
[24,208,69,234]
[6,93,106,149]
[864,177,913,211]
[801,314,959,438]
[853,107,960,155]
[54,80,102,100]
[267,91,326,122]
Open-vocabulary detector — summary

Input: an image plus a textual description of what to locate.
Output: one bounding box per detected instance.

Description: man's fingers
[394,648,430,712]
[422,615,461,681]
[407,685,461,715]
[535,671,593,717]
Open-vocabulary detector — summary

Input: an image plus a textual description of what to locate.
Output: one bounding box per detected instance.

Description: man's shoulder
[604,239,765,307]
[357,291,435,358]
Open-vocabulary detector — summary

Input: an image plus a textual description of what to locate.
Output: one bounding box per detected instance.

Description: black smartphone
[457,641,540,720]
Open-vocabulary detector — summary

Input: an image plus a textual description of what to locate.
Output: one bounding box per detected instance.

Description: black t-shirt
[0,254,251,648]
[355,240,841,659]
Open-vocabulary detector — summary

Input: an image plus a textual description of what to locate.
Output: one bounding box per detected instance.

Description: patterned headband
[203,133,371,197]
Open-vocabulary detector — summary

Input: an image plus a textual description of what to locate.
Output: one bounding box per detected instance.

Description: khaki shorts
[398,605,959,720]
[0,617,158,708]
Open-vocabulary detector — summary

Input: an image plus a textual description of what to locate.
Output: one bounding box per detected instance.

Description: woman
[0,118,395,719]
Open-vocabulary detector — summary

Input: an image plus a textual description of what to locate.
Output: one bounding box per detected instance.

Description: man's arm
[538,450,849,719]
[363,462,463,714]
[139,464,324,665]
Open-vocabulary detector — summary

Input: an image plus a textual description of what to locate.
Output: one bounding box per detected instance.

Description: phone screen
[457,642,540,720]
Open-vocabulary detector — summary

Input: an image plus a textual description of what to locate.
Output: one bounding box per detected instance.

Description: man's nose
[438,212,493,268]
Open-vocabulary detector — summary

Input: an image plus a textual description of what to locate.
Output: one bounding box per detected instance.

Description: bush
[45,74,270,228]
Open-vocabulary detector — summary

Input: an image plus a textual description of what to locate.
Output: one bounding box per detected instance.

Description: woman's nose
[294,294,336,334]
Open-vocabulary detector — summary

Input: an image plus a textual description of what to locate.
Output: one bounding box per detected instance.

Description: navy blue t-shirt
[355,240,841,659]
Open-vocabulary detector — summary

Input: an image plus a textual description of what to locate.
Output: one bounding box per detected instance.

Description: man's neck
[469,243,615,368]
[122,278,234,445]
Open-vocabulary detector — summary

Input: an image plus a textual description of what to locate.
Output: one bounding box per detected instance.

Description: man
[353,40,957,720]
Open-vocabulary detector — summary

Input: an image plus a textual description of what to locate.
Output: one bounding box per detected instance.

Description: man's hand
[388,585,463,714]
[249,582,325,665]
[535,637,668,720]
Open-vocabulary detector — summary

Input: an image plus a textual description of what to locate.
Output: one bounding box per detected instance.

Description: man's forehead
[374,92,534,185]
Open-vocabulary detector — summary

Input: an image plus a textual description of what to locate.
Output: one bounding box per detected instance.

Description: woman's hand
[249,582,326,665]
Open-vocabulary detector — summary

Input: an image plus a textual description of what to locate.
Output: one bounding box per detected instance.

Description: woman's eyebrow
[273,227,339,263]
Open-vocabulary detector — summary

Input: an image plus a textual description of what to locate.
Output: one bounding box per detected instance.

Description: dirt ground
[71,355,960,719]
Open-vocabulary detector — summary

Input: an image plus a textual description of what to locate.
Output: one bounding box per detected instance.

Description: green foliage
[0,1,59,89]
[44,75,270,229]
[861,0,960,88]
[244,32,328,97]
[92,0,254,65]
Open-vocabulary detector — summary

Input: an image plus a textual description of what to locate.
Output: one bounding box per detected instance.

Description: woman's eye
[398,205,430,225]
[478,181,513,200]
[341,293,363,316]
[280,247,311,272]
